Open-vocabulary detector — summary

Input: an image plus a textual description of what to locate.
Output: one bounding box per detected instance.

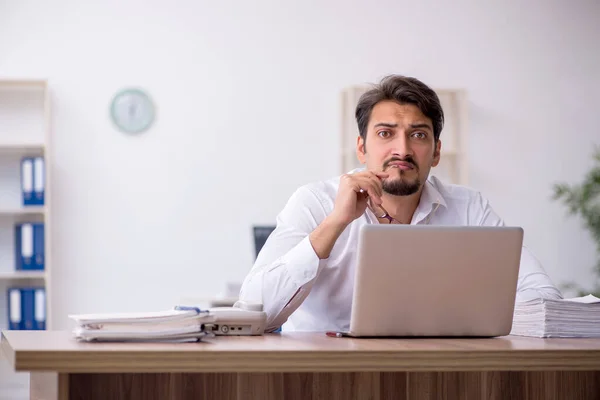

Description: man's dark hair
[355,75,444,144]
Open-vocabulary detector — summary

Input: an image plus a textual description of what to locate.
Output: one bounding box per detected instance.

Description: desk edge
[11,349,600,373]
[0,332,16,369]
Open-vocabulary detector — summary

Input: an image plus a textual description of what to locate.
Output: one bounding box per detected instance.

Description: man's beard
[382,156,421,196]
[382,175,421,196]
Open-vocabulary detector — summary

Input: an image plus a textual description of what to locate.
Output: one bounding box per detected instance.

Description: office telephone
[206,300,267,336]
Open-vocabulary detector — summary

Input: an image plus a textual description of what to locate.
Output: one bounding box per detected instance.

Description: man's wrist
[308,214,349,260]
[322,213,350,234]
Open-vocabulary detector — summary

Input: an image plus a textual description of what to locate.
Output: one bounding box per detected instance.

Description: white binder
[21,158,33,204]
[33,157,45,204]
[9,288,22,330]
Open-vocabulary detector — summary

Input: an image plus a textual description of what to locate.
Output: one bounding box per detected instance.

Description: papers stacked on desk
[511,294,600,338]
[69,307,215,343]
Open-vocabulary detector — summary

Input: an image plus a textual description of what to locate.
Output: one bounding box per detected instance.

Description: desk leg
[30,373,68,400]
[31,371,600,400]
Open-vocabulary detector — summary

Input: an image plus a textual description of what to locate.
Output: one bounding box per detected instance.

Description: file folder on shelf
[33,156,45,206]
[34,288,46,330]
[20,156,45,206]
[6,287,46,330]
[7,288,21,330]
[20,288,35,330]
[33,223,45,270]
[14,223,34,270]
[14,223,44,271]
[21,157,34,206]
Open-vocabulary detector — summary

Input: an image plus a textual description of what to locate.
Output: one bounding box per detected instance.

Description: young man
[239,74,562,333]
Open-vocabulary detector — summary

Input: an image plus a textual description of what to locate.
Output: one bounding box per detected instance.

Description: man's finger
[364,183,382,205]
[362,175,383,197]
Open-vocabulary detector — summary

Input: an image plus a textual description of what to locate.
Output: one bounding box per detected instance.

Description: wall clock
[110,88,155,134]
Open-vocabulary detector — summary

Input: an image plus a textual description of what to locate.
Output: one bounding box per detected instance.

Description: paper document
[510,294,600,338]
[69,308,211,325]
[69,307,215,343]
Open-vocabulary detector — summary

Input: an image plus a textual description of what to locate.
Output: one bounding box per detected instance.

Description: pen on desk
[326,331,343,338]
[174,306,204,314]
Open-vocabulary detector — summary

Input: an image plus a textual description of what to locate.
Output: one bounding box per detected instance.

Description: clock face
[110,88,155,134]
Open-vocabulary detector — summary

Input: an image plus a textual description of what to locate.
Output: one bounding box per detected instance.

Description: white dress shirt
[239,170,563,332]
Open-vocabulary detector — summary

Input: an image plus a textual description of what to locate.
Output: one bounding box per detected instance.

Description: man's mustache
[383,157,418,170]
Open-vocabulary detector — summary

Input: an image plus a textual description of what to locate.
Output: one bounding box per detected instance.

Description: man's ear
[356,136,366,164]
[431,139,441,167]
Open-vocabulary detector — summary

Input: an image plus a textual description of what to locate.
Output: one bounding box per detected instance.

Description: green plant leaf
[552,146,600,292]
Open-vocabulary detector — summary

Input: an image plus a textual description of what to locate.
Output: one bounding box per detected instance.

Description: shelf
[0,143,45,155]
[0,74,51,387]
[0,207,46,216]
[0,79,47,88]
[0,271,45,280]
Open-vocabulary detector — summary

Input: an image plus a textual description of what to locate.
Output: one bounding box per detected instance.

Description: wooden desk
[2,331,600,400]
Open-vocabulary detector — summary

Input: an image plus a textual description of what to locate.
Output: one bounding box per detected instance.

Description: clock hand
[128,103,137,119]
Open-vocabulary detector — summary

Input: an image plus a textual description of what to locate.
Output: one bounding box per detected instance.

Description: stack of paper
[69,307,216,342]
[511,294,600,338]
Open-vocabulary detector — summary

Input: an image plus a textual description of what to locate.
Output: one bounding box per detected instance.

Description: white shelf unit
[0,271,46,280]
[0,78,52,336]
[339,84,468,185]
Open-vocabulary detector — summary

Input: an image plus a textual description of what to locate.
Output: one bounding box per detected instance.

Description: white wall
[1,0,598,329]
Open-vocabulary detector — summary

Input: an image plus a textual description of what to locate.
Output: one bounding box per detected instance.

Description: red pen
[325,331,344,338]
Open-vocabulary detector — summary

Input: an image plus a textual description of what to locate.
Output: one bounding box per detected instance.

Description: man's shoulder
[428,175,485,205]
[279,173,344,218]
[294,173,342,203]
[428,175,502,226]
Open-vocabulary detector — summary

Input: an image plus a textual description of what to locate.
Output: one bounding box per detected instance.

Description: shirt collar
[411,178,448,224]
[422,178,448,209]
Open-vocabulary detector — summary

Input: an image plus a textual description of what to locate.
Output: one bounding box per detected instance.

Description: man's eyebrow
[373,122,432,131]
[373,122,398,128]
[410,123,432,130]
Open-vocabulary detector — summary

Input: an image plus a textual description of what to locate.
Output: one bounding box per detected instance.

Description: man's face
[357,100,441,196]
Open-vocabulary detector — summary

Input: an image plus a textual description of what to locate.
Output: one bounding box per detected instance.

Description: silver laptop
[346,225,523,337]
